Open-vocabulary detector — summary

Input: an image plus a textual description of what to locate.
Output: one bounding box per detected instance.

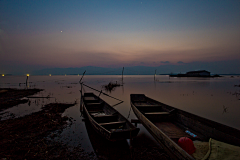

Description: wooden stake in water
[26,74,29,87]
[79,70,86,83]
[80,83,83,112]
[154,69,157,81]
[122,67,124,82]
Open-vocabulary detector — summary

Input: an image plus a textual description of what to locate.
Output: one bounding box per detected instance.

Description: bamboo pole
[26,75,29,87]
[79,70,86,84]
[81,83,123,102]
[80,83,83,112]
[122,67,124,82]
[154,69,157,81]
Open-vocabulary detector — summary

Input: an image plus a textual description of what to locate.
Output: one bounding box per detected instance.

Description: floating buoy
[178,137,196,155]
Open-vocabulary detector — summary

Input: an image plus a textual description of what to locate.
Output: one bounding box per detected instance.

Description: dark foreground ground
[0,88,171,160]
[0,88,96,159]
[0,88,43,112]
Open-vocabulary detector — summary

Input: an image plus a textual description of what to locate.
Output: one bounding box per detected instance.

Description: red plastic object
[178,137,196,155]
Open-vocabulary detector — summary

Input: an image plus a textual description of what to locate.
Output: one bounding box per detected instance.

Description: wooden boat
[130,94,240,160]
[84,120,131,159]
[82,92,139,141]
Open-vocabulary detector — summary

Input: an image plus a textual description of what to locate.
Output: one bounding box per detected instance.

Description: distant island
[2,66,240,76]
[169,70,221,77]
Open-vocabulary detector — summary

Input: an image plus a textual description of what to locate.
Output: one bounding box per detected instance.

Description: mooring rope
[81,83,124,102]
[111,101,124,107]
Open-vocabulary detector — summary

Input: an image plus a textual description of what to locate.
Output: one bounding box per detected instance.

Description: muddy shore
[0,88,170,160]
[0,88,43,112]
[0,88,96,160]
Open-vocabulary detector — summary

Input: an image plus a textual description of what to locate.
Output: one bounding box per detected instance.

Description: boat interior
[131,94,240,159]
[132,95,205,143]
[83,93,130,132]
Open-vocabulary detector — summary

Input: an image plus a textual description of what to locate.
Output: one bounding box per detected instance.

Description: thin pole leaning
[122,67,124,81]
[154,69,157,81]
[80,82,83,112]
[26,75,29,87]
[81,83,123,102]
[79,70,86,84]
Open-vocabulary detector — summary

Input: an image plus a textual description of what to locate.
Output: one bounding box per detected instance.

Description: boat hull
[130,94,240,160]
[83,105,112,140]
[83,93,139,141]
[131,101,193,160]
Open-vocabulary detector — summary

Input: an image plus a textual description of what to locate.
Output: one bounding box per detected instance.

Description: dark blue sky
[0,0,240,74]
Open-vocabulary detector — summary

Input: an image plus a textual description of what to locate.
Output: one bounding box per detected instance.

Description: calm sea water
[1,75,240,155]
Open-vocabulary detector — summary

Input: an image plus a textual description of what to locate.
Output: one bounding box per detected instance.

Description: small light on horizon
[78,74,79,76]
[26,74,30,77]
[49,74,51,76]
[61,31,63,33]
[65,74,66,76]
[2,74,4,77]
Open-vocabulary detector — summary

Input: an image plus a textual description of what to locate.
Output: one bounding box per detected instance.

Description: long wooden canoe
[130,94,240,160]
[84,120,131,159]
[82,92,139,141]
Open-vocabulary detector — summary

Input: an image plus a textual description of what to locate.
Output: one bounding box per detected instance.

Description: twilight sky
[0,0,240,74]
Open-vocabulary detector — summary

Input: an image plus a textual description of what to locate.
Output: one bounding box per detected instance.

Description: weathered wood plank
[93,114,114,118]
[88,109,104,113]
[93,115,118,123]
[145,112,169,115]
[131,119,141,123]
[99,121,126,126]
[134,103,160,107]
[86,102,103,106]
[84,97,98,101]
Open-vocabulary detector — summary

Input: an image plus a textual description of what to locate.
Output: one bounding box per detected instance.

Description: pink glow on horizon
[0,29,239,69]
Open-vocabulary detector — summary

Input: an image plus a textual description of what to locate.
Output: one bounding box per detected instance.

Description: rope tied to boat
[80,83,124,103]
[79,71,124,108]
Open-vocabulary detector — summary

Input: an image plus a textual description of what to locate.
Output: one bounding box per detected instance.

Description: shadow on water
[130,132,170,160]
[84,119,170,160]
[84,120,131,160]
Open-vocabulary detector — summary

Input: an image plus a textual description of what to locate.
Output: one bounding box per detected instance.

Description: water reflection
[0,75,240,158]
[84,115,168,159]
[84,120,131,159]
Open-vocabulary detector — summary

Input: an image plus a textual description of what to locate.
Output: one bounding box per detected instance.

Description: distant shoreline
[1,74,240,76]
